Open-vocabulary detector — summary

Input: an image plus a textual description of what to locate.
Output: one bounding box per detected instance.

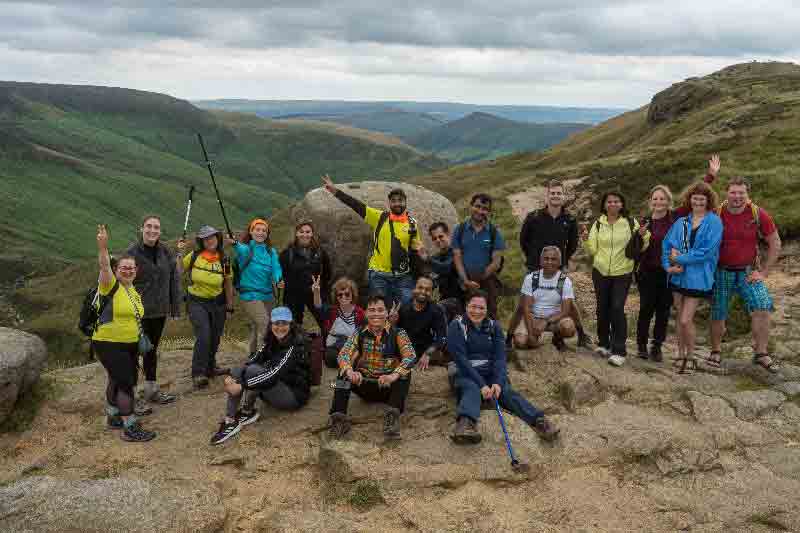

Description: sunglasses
[118,266,137,272]
[337,291,352,297]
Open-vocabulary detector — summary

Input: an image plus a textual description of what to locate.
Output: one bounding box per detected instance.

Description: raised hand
[311,274,321,292]
[388,301,401,323]
[97,224,109,249]
[709,154,721,177]
[322,174,337,194]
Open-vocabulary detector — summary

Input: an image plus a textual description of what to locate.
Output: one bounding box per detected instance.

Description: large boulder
[0,476,225,533]
[646,79,722,125]
[290,182,458,285]
[0,327,47,424]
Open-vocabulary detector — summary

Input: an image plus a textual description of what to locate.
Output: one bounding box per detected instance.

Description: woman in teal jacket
[234,218,284,356]
[662,182,723,373]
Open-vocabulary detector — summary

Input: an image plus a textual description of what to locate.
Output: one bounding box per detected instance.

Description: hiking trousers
[94,341,138,416]
[227,364,300,417]
[188,295,227,377]
[240,299,272,354]
[284,288,324,331]
[636,269,672,348]
[368,270,414,308]
[592,269,632,356]
[330,375,411,415]
[454,377,543,425]
[141,316,166,382]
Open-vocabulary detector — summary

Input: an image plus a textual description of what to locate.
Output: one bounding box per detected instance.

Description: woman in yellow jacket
[581,192,650,367]
[92,224,156,442]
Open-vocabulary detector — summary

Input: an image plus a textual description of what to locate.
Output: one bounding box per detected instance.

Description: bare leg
[751,311,770,354]
[710,320,726,353]
[679,297,701,361]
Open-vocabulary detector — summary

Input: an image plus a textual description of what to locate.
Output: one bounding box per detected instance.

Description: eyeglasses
[337,291,352,298]
[118,266,137,272]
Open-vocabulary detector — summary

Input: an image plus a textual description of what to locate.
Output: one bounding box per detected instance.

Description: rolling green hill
[318,109,446,139]
[407,112,589,163]
[0,82,446,270]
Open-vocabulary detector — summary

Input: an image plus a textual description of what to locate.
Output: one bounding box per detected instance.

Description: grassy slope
[0,82,446,266]
[319,109,446,139]
[408,112,589,163]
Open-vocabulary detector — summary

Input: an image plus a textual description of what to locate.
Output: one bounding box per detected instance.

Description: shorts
[711,268,774,321]
[669,284,712,299]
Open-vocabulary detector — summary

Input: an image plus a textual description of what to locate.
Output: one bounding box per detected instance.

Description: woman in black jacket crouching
[210,306,311,445]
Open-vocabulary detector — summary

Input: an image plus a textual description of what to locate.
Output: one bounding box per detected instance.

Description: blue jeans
[368,270,414,307]
[454,376,543,425]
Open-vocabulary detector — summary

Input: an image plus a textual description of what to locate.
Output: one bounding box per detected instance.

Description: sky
[1,1,799,108]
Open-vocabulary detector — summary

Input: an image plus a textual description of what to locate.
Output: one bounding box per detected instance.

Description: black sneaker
[120,422,156,442]
[236,410,260,427]
[637,345,649,359]
[577,331,593,349]
[193,376,209,390]
[649,344,663,363]
[209,367,231,377]
[552,334,567,352]
[210,420,241,445]
[134,400,153,417]
[107,415,124,430]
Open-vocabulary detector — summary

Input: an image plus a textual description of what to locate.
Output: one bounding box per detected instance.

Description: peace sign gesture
[311,274,321,292]
[388,301,401,324]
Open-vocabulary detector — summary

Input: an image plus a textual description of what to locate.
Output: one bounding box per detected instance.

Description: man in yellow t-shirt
[322,175,424,306]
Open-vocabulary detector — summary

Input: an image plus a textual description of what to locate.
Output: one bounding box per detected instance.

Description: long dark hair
[262,322,302,352]
[599,191,630,219]
[291,220,321,250]
[194,230,226,261]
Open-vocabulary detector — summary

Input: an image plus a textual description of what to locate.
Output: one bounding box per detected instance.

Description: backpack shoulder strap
[186,251,200,286]
[241,242,257,272]
[373,211,390,254]
[556,272,567,296]
[457,315,468,341]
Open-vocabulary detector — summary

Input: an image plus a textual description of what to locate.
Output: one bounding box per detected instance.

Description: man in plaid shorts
[709,175,782,371]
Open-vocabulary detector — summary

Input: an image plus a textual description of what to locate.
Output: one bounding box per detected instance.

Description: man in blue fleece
[448,290,560,444]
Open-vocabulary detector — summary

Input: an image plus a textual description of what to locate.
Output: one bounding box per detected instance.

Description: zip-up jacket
[447,317,506,389]
[519,207,578,271]
[583,215,650,277]
[242,333,311,406]
[662,212,723,292]
[127,240,181,318]
[279,244,332,300]
[234,241,283,302]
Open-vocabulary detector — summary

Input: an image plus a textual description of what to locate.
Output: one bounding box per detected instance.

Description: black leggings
[330,376,411,415]
[141,317,167,382]
[284,289,324,330]
[636,269,672,348]
[592,269,632,355]
[94,341,138,416]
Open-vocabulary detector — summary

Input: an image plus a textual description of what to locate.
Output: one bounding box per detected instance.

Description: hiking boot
[451,416,482,445]
[133,400,153,417]
[236,409,260,427]
[637,345,649,360]
[383,408,402,440]
[210,419,241,445]
[649,344,663,363]
[193,376,209,390]
[552,334,567,352]
[120,421,156,442]
[608,354,626,367]
[210,367,230,377]
[107,415,124,430]
[328,413,351,440]
[577,331,593,349]
[148,391,177,405]
[533,417,560,442]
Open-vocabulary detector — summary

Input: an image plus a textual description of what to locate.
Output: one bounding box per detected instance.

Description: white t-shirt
[520,270,574,319]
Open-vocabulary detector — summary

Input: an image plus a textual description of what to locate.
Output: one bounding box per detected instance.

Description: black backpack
[78,280,119,337]
[528,270,568,296]
[454,221,505,274]
[372,211,418,275]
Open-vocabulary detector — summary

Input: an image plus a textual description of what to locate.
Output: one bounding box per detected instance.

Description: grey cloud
[1,1,799,57]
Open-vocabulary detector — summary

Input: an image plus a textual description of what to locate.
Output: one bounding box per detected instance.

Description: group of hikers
[88,154,781,446]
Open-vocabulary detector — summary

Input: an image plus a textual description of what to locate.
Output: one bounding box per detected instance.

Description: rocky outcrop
[0,476,226,533]
[647,79,722,125]
[290,182,458,284]
[0,327,47,424]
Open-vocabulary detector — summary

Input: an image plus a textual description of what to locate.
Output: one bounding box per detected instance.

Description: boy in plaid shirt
[328,293,417,440]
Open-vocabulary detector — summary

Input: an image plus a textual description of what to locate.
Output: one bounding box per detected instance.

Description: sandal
[704,351,722,368]
[753,353,780,374]
[673,357,697,375]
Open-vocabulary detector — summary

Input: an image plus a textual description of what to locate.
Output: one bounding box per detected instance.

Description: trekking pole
[197,133,234,239]
[494,398,530,473]
[182,185,195,240]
